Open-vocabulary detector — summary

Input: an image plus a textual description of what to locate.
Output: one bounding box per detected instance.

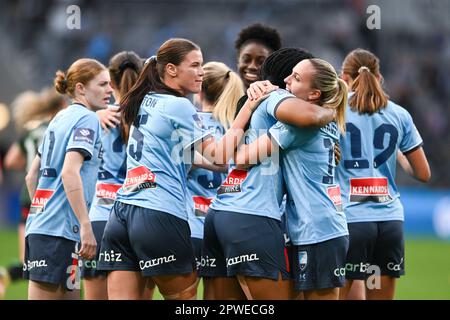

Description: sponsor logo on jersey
[193,196,212,217]
[349,177,393,203]
[96,183,122,205]
[327,185,343,212]
[73,128,95,145]
[29,189,55,214]
[122,166,156,193]
[217,169,248,195]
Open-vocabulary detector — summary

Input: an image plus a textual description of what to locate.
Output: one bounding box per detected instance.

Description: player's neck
[201,102,214,113]
[72,97,91,109]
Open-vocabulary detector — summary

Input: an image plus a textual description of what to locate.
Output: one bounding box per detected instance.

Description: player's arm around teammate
[235,58,348,300]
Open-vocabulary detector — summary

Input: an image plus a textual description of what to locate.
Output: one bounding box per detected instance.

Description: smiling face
[83,70,113,111]
[284,59,321,102]
[171,49,204,96]
[237,42,271,89]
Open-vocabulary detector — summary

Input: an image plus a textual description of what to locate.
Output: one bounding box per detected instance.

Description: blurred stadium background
[0,0,449,299]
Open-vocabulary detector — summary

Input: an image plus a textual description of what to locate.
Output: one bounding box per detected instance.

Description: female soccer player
[4,88,67,285]
[237,58,348,300]
[187,61,244,299]
[24,58,112,299]
[202,49,338,300]
[98,38,269,300]
[336,49,430,300]
[235,23,282,89]
[80,51,150,300]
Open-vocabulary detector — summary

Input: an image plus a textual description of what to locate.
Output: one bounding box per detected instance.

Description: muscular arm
[234,134,276,167]
[61,151,96,259]
[247,80,335,128]
[199,93,272,165]
[275,98,335,128]
[191,151,228,173]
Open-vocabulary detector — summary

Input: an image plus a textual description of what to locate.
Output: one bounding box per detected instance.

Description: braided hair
[235,23,282,54]
[261,48,314,89]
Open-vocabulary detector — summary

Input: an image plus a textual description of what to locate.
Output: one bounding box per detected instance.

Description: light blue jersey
[269,121,348,245]
[115,93,211,221]
[210,89,294,221]
[26,103,102,242]
[336,99,423,223]
[89,105,126,222]
[187,112,225,239]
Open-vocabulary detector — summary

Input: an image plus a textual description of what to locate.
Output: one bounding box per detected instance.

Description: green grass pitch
[1,229,449,300]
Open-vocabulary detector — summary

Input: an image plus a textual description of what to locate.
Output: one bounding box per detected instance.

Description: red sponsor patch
[30,189,54,214]
[96,183,122,200]
[222,169,248,186]
[349,177,392,203]
[327,185,342,206]
[123,166,156,193]
[350,177,389,196]
[217,169,248,195]
[193,196,212,217]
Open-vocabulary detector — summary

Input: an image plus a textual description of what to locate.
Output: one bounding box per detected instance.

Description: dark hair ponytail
[119,38,199,142]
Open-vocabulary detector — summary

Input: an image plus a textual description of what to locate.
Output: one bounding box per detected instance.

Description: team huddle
[20,24,430,300]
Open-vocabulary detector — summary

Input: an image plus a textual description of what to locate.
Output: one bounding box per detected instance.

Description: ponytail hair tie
[61,79,68,90]
[358,66,370,74]
[144,55,157,65]
[119,60,136,73]
[225,70,231,78]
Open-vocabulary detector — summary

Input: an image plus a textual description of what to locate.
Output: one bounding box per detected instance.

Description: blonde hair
[341,49,388,114]
[12,87,67,131]
[202,62,244,129]
[309,58,347,134]
[12,91,41,130]
[54,58,106,98]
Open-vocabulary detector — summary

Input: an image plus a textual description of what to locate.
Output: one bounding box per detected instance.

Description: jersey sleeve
[268,121,298,150]
[66,113,100,160]
[165,97,212,150]
[265,89,295,119]
[399,109,423,155]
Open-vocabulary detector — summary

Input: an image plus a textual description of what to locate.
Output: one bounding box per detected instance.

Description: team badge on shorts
[298,251,307,271]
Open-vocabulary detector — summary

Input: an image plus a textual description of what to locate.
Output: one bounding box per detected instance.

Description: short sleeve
[66,113,100,160]
[268,121,297,150]
[37,140,43,157]
[399,110,423,154]
[265,89,295,119]
[165,97,212,150]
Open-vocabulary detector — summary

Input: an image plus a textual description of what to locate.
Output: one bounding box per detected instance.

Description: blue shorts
[97,201,196,277]
[80,221,108,279]
[23,234,81,291]
[292,236,349,291]
[345,221,405,280]
[201,209,291,280]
